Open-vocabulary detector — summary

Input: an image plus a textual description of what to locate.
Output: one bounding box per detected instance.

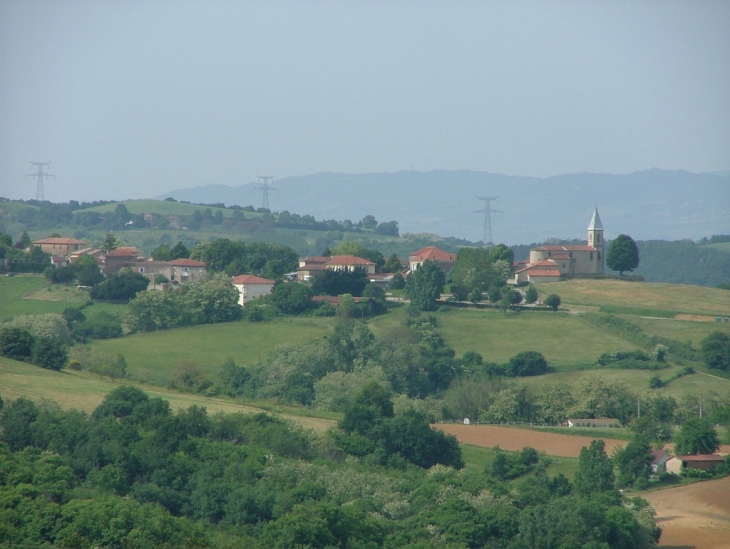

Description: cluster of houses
[30,236,463,308]
[32,208,608,308]
[32,237,208,289]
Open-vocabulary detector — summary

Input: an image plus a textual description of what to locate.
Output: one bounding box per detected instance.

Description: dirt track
[434,424,626,457]
[643,476,730,549]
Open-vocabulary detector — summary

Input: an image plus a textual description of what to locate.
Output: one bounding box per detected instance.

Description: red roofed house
[103,247,142,271]
[169,258,207,284]
[32,237,85,256]
[665,454,726,474]
[408,246,457,275]
[232,275,275,306]
[326,255,376,274]
[297,255,376,281]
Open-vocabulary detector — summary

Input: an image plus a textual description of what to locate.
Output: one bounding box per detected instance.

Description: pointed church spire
[588,207,603,231]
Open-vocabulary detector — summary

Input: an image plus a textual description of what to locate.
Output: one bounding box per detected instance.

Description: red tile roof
[527,270,562,277]
[675,454,725,462]
[514,260,559,274]
[409,246,456,262]
[32,237,84,245]
[231,275,275,285]
[298,264,328,272]
[533,245,596,252]
[300,256,331,265]
[170,258,206,267]
[327,255,375,266]
[105,248,138,257]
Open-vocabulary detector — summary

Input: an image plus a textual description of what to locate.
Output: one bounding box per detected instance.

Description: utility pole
[27,161,54,201]
[256,176,277,210]
[474,196,501,248]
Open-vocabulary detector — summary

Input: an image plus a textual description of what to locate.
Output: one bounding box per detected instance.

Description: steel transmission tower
[474,196,501,248]
[256,176,278,210]
[27,162,54,201]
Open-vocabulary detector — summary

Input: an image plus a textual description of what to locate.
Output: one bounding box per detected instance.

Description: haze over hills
[156,169,730,244]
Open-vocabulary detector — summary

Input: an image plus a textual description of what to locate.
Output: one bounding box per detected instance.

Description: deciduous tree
[700,331,730,371]
[405,260,445,312]
[574,439,615,496]
[607,234,640,275]
[674,416,720,455]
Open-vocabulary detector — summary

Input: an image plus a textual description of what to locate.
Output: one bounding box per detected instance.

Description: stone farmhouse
[32,237,85,256]
[514,208,605,284]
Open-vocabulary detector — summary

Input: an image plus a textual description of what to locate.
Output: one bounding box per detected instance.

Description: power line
[255,175,278,210]
[474,196,501,247]
[27,161,54,201]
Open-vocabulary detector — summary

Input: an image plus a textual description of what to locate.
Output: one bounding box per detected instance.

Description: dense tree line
[0,386,661,548]
[190,238,298,279]
[126,274,242,332]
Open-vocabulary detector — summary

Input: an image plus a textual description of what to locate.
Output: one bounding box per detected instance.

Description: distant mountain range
[156,169,730,244]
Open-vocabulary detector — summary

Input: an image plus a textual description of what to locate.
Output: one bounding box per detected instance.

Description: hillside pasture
[91,317,333,385]
[514,364,730,401]
[80,199,244,218]
[0,356,335,432]
[0,275,89,319]
[540,279,730,317]
[627,314,730,346]
[431,308,638,369]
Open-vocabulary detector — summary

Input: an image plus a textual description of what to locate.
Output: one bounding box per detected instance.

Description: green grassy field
[514,365,730,400]
[92,317,333,385]
[540,279,730,317]
[432,307,638,368]
[0,274,92,320]
[4,276,730,453]
[626,315,730,345]
[0,355,337,432]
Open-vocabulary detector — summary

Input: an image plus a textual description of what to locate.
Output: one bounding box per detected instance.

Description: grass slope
[79,199,244,218]
[540,279,730,317]
[0,275,124,323]
[432,307,637,369]
[0,356,336,432]
[92,317,333,385]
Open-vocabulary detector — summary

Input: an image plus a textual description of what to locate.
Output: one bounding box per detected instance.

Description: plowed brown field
[434,424,625,457]
[643,476,730,549]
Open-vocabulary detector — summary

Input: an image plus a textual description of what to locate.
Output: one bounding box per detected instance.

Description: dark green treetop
[607,233,639,275]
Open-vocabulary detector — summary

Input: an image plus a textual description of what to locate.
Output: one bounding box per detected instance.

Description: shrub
[507,351,549,377]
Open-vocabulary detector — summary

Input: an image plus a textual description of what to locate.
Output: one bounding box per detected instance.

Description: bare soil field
[675,314,723,322]
[643,476,730,549]
[434,424,625,457]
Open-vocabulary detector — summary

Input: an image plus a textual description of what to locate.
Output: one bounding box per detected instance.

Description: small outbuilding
[665,454,726,474]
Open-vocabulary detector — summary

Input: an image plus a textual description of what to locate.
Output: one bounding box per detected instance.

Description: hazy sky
[2,1,729,203]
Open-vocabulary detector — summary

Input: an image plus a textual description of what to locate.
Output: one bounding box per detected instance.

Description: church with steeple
[513,208,605,283]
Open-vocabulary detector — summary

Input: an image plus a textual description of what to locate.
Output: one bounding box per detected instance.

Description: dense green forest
[0,385,664,548]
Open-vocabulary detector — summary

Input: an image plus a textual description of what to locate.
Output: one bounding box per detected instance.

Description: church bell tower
[587,207,604,274]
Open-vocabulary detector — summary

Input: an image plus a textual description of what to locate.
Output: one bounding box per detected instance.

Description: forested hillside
[0,385,662,548]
